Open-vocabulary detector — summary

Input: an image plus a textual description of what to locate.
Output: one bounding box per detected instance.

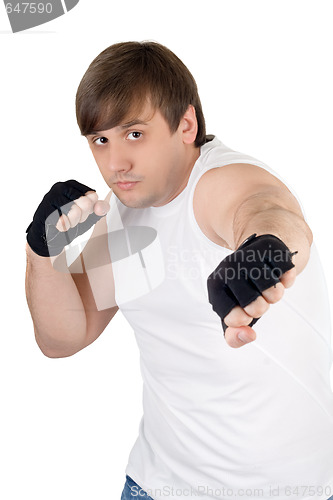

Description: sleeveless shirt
[106,136,333,500]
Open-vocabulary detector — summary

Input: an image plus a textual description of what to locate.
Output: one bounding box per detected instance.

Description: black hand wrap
[207,234,297,334]
[26,179,103,257]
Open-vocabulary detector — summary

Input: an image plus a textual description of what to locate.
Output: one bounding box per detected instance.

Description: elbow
[35,338,62,358]
[35,338,67,358]
[34,330,82,359]
[40,348,63,359]
[37,343,80,359]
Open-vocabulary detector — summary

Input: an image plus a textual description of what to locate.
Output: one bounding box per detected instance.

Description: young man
[25,41,333,500]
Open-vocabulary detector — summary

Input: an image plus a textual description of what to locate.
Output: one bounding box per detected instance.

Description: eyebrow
[86,132,100,138]
[119,119,149,129]
[85,120,149,138]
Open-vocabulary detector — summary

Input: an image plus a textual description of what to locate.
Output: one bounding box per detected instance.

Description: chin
[117,194,153,209]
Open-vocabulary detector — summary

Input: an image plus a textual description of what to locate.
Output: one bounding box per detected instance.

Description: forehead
[119,103,156,128]
[87,105,169,136]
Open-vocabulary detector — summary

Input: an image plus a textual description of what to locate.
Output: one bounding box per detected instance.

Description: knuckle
[224,306,252,327]
[224,317,238,328]
[244,296,269,317]
[85,191,98,203]
[280,269,296,288]
[68,203,81,215]
[56,214,69,232]
[74,195,94,213]
[79,211,90,223]
[262,283,284,303]
[67,205,81,227]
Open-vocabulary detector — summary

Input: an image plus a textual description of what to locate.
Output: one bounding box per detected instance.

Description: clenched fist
[207,234,297,348]
[26,179,110,257]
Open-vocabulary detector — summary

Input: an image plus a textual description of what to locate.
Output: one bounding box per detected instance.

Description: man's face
[86,105,199,208]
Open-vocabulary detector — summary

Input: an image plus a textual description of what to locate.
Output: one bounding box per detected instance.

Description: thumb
[224,325,257,348]
[93,199,110,217]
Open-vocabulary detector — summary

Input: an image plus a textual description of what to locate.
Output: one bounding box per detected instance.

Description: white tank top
[106,136,333,500]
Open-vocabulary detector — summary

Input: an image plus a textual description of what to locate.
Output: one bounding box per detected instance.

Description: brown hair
[76,41,206,147]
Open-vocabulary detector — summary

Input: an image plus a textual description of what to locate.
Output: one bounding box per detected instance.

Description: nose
[107,145,132,173]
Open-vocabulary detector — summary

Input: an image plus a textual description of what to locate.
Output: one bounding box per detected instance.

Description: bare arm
[194,163,313,348]
[25,190,118,358]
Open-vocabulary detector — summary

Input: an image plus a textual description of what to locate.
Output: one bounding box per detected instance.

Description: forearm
[25,243,87,358]
[232,204,313,275]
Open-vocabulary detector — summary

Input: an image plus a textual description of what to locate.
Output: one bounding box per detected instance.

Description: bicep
[195,163,304,246]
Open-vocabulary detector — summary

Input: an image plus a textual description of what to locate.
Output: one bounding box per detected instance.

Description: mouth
[116,181,139,191]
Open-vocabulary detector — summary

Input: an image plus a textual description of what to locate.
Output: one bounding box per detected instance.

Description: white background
[1,1,333,499]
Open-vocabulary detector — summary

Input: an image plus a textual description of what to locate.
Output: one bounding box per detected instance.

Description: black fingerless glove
[207,234,297,334]
[26,179,103,257]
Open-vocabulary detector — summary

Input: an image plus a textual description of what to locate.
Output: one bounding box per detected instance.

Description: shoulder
[193,163,299,248]
[193,162,284,214]
[194,162,293,210]
[196,162,286,190]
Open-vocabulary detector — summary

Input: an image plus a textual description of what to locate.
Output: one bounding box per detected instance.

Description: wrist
[25,242,66,271]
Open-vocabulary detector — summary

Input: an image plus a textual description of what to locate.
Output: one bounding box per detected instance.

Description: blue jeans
[120,475,333,500]
[121,475,154,499]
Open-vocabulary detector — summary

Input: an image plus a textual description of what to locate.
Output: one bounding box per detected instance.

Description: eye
[127,131,142,141]
[93,136,108,145]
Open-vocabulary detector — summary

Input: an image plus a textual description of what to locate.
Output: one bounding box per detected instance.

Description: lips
[116,181,139,190]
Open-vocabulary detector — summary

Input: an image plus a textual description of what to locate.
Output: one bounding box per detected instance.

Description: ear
[180,105,198,145]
